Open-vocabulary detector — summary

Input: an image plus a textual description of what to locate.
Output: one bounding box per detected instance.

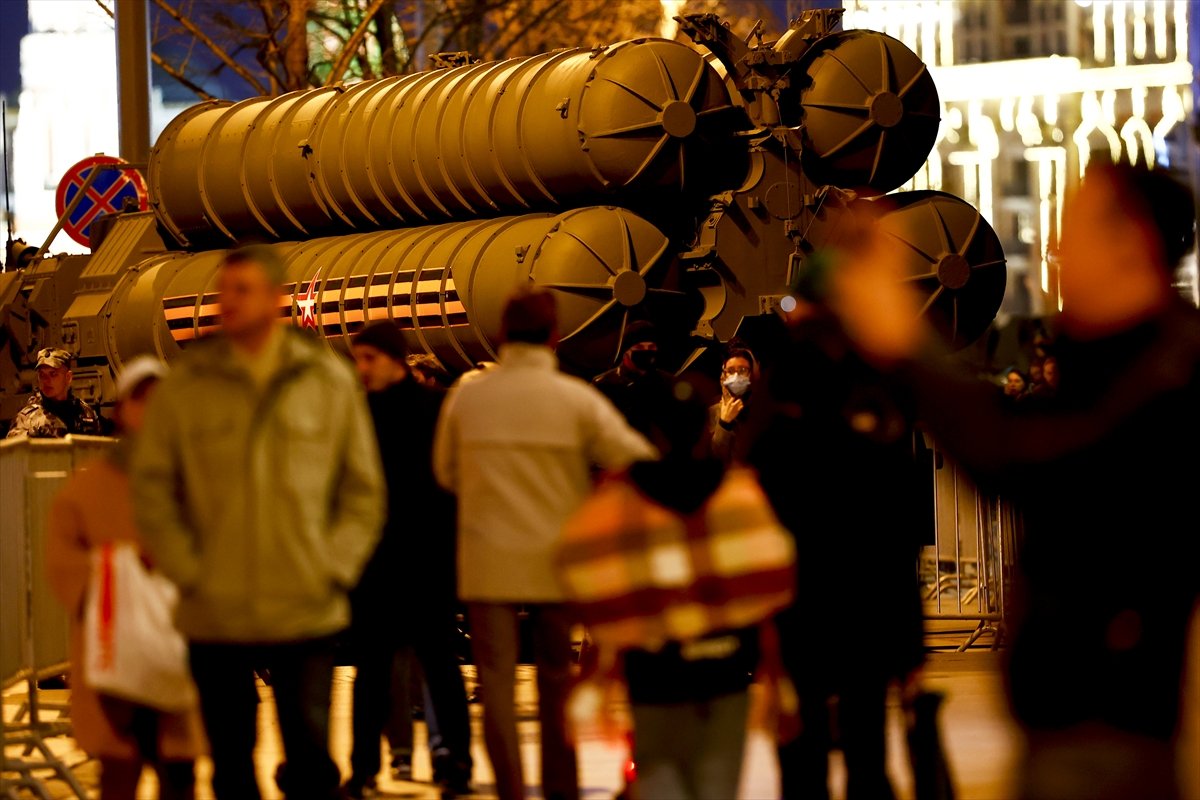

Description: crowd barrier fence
[2,435,114,800]
[922,446,1021,651]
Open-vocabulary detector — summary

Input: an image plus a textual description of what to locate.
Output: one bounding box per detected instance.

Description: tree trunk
[283,0,312,90]
[374,2,401,75]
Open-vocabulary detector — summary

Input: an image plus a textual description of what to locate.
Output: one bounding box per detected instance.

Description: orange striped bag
[557,467,795,653]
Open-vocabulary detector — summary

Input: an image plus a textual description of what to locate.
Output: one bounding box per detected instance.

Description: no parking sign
[54,155,149,247]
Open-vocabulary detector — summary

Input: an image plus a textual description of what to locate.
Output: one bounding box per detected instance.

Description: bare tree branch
[325,0,389,85]
[254,0,287,92]
[490,0,572,59]
[93,0,215,100]
[151,0,269,95]
[152,50,217,100]
[281,0,312,90]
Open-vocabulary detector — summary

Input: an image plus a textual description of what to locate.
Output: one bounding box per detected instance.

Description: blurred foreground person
[592,320,673,437]
[710,347,757,463]
[559,375,795,800]
[47,357,204,799]
[434,290,655,800]
[133,247,385,800]
[746,302,926,800]
[348,322,472,798]
[832,163,1200,800]
[6,347,109,438]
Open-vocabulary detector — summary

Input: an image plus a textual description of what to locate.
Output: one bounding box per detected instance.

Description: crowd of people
[1000,355,1060,407]
[6,161,1197,800]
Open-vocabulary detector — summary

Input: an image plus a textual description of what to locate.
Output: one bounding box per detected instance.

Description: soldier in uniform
[5,347,109,439]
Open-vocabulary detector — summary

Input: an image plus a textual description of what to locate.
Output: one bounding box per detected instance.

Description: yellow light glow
[1154,0,1168,58]
[901,18,919,56]
[1025,147,1066,296]
[1094,1,1107,62]
[946,101,998,222]
[1101,89,1117,125]
[1053,150,1065,236]
[999,96,1016,132]
[1133,1,1148,59]
[938,0,953,66]
[1040,160,1051,293]
[1120,116,1155,165]
[1113,1,1127,66]
[928,58,1192,101]
[921,5,937,65]
[1153,85,1185,142]
[1043,93,1059,127]
[658,0,685,40]
[1174,0,1188,61]
[1073,91,1122,174]
[1016,96,1042,146]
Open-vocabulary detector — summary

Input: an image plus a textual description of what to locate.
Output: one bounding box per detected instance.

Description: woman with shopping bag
[558,374,795,800]
[46,357,205,799]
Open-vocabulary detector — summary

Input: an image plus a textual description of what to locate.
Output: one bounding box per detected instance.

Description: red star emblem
[296,275,320,330]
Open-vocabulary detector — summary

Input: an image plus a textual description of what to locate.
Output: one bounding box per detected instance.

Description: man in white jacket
[434,289,656,800]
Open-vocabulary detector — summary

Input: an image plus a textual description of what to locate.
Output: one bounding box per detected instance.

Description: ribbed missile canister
[796,29,941,195]
[104,206,675,373]
[147,38,736,248]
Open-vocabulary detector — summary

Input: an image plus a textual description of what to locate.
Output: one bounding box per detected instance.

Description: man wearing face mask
[710,347,756,464]
[592,321,673,438]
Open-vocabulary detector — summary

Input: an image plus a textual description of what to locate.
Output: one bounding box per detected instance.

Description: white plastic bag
[83,542,197,712]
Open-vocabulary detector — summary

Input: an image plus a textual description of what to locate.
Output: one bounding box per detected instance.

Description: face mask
[723,374,751,397]
[629,350,658,371]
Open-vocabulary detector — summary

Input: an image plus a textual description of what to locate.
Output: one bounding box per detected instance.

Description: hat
[353,321,409,362]
[36,347,73,370]
[621,321,658,351]
[116,356,168,401]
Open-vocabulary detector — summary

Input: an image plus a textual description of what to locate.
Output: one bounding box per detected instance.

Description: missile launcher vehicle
[0,9,1005,424]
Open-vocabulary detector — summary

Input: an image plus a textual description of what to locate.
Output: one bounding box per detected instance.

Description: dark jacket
[621,458,761,705]
[592,365,673,438]
[352,376,457,636]
[747,313,926,684]
[908,299,1200,740]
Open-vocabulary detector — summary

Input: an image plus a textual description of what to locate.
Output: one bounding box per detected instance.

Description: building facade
[842,0,1196,316]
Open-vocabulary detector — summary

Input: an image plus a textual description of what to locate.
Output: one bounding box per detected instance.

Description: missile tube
[148,38,734,247]
[107,206,672,372]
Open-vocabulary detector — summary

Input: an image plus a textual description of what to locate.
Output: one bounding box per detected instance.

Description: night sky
[1,0,29,101]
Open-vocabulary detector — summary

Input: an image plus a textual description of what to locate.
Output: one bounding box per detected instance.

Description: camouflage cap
[36,347,73,370]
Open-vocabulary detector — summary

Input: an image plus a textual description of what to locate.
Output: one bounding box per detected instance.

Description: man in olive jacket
[133,246,385,800]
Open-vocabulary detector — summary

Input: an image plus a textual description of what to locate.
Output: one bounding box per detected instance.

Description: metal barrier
[922,446,1021,652]
[2,435,115,800]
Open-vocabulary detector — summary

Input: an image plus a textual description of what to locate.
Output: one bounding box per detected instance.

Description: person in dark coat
[745,307,925,800]
[592,321,674,437]
[348,323,472,798]
[830,162,1200,800]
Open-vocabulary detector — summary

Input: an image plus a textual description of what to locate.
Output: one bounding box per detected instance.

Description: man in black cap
[348,322,473,798]
[592,321,673,437]
[6,347,109,439]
